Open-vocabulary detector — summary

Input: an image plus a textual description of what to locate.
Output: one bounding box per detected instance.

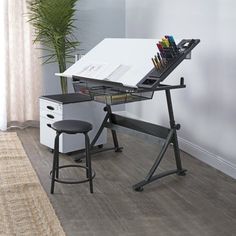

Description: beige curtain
[1,0,42,130]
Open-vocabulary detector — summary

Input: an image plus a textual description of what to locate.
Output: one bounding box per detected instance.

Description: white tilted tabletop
[56,38,159,88]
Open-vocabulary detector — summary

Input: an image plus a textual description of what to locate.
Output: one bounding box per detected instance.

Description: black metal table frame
[73,38,200,191]
[84,80,187,192]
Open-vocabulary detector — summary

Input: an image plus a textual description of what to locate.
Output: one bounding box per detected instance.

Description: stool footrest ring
[50,164,95,184]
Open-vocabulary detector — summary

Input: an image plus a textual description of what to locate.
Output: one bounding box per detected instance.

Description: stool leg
[85,138,89,179]
[56,148,59,179]
[85,133,93,193]
[51,132,60,194]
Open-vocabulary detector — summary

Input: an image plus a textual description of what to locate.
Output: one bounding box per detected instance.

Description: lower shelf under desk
[73,78,185,106]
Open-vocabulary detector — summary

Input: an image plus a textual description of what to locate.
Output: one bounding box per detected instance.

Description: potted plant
[27,0,79,94]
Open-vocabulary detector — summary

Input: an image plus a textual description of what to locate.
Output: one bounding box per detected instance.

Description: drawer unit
[40,93,107,153]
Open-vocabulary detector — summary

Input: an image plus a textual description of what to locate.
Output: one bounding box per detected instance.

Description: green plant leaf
[27,0,80,93]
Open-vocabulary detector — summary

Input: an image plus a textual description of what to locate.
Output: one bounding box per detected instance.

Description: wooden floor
[16,128,236,236]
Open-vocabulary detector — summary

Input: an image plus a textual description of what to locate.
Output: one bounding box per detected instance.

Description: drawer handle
[47,124,52,128]
[47,106,55,110]
[47,114,54,119]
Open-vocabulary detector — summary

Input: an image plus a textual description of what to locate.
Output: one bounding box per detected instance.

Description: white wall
[42,0,126,95]
[125,0,236,178]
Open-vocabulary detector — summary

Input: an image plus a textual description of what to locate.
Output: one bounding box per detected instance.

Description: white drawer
[40,117,57,150]
[40,99,62,113]
[40,109,62,122]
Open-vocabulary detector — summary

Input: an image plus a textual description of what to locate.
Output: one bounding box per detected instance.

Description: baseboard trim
[179,137,236,179]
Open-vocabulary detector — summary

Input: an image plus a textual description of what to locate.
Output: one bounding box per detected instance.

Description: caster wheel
[98,144,103,149]
[134,187,144,192]
[178,170,187,176]
[75,158,83,163]
[49,149,54,153]
[115,147,123,153]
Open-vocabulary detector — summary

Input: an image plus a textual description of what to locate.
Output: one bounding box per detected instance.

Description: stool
[50,120,94,194]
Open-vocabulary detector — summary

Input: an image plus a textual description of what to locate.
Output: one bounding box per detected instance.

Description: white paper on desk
[58,59,131,84]
[73,62,130,81]
[106,64,130,83]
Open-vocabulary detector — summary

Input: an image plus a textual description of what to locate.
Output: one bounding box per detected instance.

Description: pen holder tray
[137,39,200,89]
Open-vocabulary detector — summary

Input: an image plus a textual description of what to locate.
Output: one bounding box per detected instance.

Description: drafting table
[57,38,200,191]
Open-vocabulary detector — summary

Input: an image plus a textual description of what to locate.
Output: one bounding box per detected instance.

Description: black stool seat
[52,120,92,134]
